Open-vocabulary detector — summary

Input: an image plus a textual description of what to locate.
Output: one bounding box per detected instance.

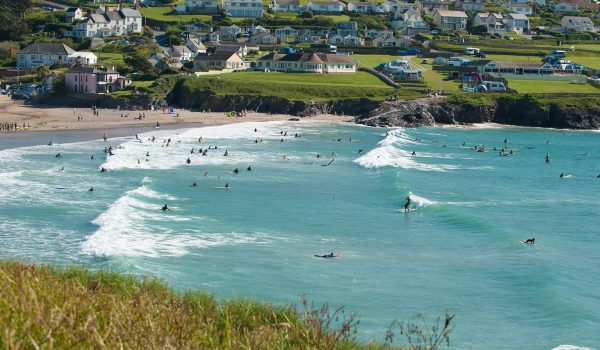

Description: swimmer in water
[88,187,94,192]
[192,181,197,187]
[225,182,229,188]
[223,150,229,156]
[233,168,239,174]
[247,165,252,171]
[161,204,170,211]
[545,154,550,163]
[186,158,191,164]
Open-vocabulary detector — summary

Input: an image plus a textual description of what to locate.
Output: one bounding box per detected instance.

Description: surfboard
[314,254,340,259]
[55,187,67,190]
[520,240,534,245]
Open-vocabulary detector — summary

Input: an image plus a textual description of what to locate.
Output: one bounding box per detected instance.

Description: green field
[91,52,125,67]
[353,54,402,68]
[409,59,461,92]
[508,80,600,94]
[177,71,421,101]
[139,7,211,23]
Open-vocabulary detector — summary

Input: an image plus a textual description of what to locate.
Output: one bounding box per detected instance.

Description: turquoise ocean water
[0,121,598,349]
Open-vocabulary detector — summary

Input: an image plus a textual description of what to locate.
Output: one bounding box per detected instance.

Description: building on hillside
[508,0,528,4]
[67,52,98,65]
[296,32,323,44]
[385,0,418,12]
[269,0,302,12]
[505,13,529,34]
[337,21,359,37]
[347,2,375,13]
[250,32,279,44]
[67,7,143,38]
[16,42,75,68]
[171,45,195,61]
[214,43,259,57]
[456,0,484,12]
[308,0,346,13]
[482,61,555,74]
[65,66,131,94]
[554,2,578,12]
[372,35,410,47]
[328,34,365,45]
[183,0,220,14]
[561,16,596,32]
[390,9,430,35]
[223,0,263,17]
[255,52,357,73]
[501,3,533,15]
[186,37,207,55]
[193,52,246,70]
[274,26,300,37]
[473,12,505,32]
[415,0,449,13]
[65,7,84,23]
[432,9,468,31]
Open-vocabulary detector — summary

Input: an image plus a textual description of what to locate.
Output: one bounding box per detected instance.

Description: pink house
[65,66,130,94]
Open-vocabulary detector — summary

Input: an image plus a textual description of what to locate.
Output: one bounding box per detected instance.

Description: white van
[464,47,480,55]
[552,50,566,58]
[329,45,337,53]
[481,81,506,92]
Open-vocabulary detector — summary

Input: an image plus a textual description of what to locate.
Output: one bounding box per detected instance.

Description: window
[85,76,88,82]
[75,75,78,82]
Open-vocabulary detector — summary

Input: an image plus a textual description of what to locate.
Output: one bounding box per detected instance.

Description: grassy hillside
[0,261,397,349]
[179,72,423,101]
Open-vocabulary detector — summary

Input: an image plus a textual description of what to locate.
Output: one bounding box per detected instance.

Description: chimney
[105,5,109,13]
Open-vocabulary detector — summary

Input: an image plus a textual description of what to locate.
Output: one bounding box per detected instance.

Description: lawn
[509,80,600,94]
[139,7,211,23]
[353,54,402,68]
[90,52,125,67]
[410,59,461,92]
[177,71,422,101]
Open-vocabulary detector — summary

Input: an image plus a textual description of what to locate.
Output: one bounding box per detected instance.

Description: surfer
[523,238,535,244]
[545,154,550,163]
[103,134,107,142]
[192,181,197,187]
[560,172,564,178]
[100,167,107,173]
[223,150,229,156]
[55,153,62,158]
[161,204,170,211]
[254,128,257,132]
[186,158,191,164]
[315,252,336,258]
[316,154,320,158]
[59,167,64,171]
[233,168,239,174]
[88,187,94,192]
[247,165,252,171]
[191,148,195,154]
[404,195,411,212]
[91,155,94,160]
[224,182,229,189]
[411,150,416,156]
[358,149,363,153]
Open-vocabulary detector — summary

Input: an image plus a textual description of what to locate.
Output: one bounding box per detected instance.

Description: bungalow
[297,32,323,44]
[67,52,98,65]
[270,0,302,12]
[183,22,213,33]
[505,13,529,34]
[193,52,246,70]
[432,9,468,31]
[274,26,300,37]
[364,29,394,38]
[184,0,220,14]
[385,0,418,12]
[17,42,75,69]
[390,9,430,35]
[65,66,130,94]
[186,37,207,55]
[501,3,533,15]
[255,52,284,71]
[347,2,375,13]
[308,0,346,13]
[415,0,449,13]
[256,52,357,73]
[482,60,555,75]
[473,12,505,33]
[171,45,195,61]
[251,32,279,44]
[328,35,365,45]
[456,0,484,12]
[372,35,410,48]
[64,7,84,23]
[561,16,596,32]
[214,43,258,57]
[554,2,578,12]
[223,0,263,17]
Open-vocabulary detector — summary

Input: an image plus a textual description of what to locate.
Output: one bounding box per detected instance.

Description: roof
[66,7,80,12]
[350,2,374,6]
[434,9,468,17]
[486,60,552,69]
[119,8,143,18]
[66,66,119,74]
[187,38,207,50]
[68,52,98,59]
[258,52,284,61]
[194,52,241,61]
[275,53,354,64]
[504,3,531,8]
[310,0,345,5]
[19,42,75,55]
[90,14,108,23]
[562,16,593,22]
[507,13,529,19]
[275,0,301,4]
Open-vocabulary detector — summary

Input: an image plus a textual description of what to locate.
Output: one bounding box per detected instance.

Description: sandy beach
[0,95,353,132]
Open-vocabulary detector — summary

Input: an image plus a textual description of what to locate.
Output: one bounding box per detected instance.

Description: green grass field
[353,54,402,68]
[508,80,600,94]
[178,71,422,101]
[409,59,461,92]
[91,52,125,67]
[139,7,211,23]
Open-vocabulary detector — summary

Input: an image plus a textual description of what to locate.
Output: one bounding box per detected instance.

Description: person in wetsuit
[404,195,411,212]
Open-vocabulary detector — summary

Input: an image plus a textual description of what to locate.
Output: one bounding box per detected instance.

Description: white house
[308,0,346,13]
[337,21,359,37]
[554,2,578,12]
[186,37,207,55]
[347,2,375,12]
[274,26,300,37]
[250,32,278,44]
[67,52,98,65]
[255,52,357,73]
[473,12,505,32]
[16,42,75,68]
[505,13,529,34]
[67,7,143,38]
[432,9,468,31]
[269,0,302,12]
[372,35,410,48]
[456,0,484,12]
[390,9,430,35]
[561,16,596,32]
[385,0,419,12]
[65,7,84,23]
[184,0,220,14]
[501,3,533,15]
[223,0,263,17]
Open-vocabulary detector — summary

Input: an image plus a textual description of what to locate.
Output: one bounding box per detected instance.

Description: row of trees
[0,0,33,41]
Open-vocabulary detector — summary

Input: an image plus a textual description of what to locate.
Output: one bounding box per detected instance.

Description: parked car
[421,59,429,64]
[503,35,514,40]
[475,52,487,58]
[492,33,502,38]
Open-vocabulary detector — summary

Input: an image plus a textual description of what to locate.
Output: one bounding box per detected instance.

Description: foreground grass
[509,80,600,94]
[139,6,212,23]
[0,261,394,349]
[181,71,423,101]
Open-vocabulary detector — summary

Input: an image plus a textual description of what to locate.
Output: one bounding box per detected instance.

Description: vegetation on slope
[0,261,454,350]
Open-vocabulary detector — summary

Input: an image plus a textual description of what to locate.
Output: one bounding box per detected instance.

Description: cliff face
[357,98,600,130]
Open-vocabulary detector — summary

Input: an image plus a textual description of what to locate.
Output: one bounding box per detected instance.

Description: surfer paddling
[522,238,535,244]
[161,204,170,211]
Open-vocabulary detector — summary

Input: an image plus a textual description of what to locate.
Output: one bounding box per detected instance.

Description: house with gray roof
[66,6,143,38]
[17,42,75,68]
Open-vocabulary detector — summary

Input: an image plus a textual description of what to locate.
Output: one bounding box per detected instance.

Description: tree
[36,64,51,81]
[124,52,153,73]
[0,0,33,41]
[298,11,313,18]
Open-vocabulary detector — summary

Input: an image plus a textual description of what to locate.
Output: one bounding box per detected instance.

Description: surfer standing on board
[404,195,411,212]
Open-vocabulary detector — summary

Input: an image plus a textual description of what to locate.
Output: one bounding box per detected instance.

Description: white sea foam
[81,185,273,257]
[552,345,595,350]
[354,129,458,171]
